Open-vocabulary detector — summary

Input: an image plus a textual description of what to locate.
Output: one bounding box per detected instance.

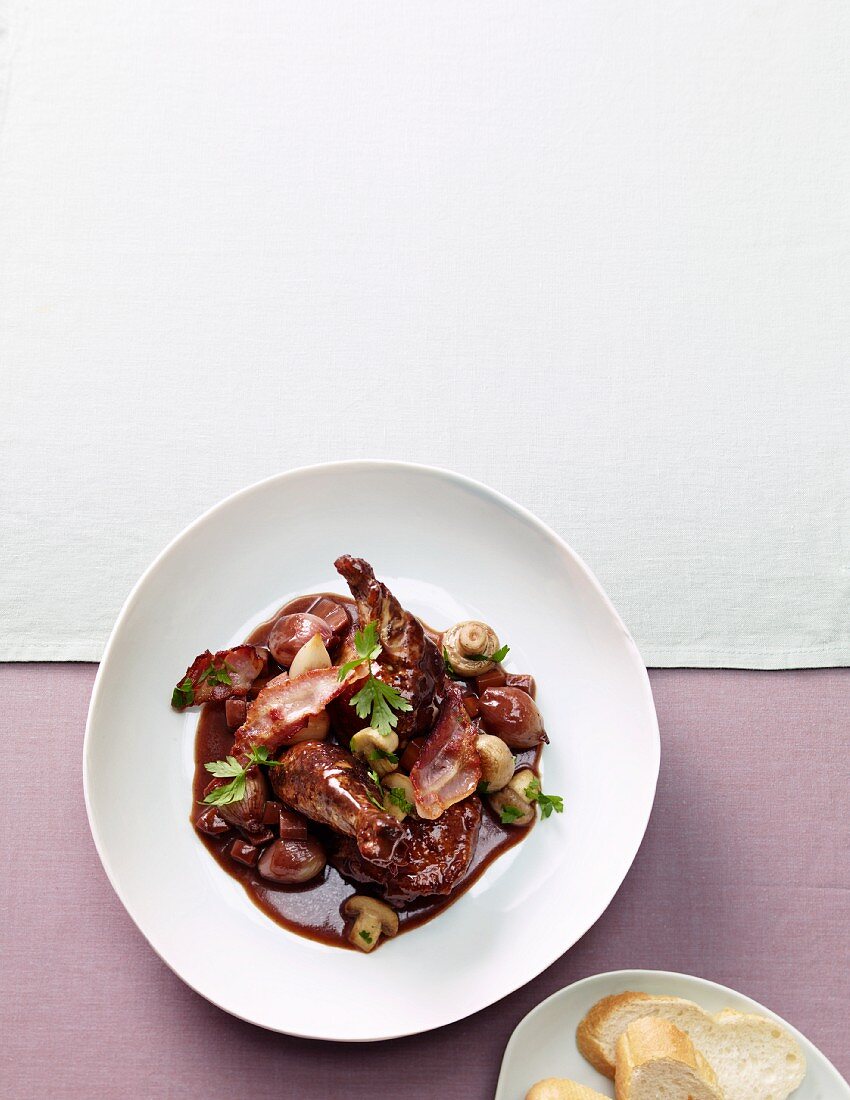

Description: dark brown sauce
[192,592,541,949]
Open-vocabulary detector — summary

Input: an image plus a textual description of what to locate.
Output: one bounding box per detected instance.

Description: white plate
[83,461,659,1040]
[496,969,850,1099]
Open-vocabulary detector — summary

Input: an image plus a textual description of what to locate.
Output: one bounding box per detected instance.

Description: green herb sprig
[172,677,194,708]
[202,745,281,807]
[500,804,524,825]
[524,778,564,819]
[172,659,235,709]
[386,785,414,816]
[443,643,510,679]
[364,765,385,810]
[469,644,510,664]
[199,660,234,687]
[337,622,412,737]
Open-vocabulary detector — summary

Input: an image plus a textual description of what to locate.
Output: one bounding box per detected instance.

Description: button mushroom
[475,733,514,792]
[343,895,399,952]
[442,620,501,676]
[349,728,399,777]
[382,773,416,820]
[289,633,332,678]
[478,686,547,749]
[488,767,538,826]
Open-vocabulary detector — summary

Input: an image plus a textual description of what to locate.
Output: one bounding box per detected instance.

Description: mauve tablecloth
[2,666,848,1099]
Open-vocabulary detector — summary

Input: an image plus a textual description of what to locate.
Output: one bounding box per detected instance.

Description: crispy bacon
[172,645,267,709]
[231,666,353,759]
[410,681,482,820]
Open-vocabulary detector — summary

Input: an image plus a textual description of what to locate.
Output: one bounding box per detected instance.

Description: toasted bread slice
[577,992,806,1100]
[525,1080,609,1100]
[614,1017,723,1100]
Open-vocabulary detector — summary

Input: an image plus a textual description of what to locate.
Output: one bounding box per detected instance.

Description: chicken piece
[231,667,353,759]
[172,645,267,709]
[271,741,406,867]
[331,797,482,904]
[334,555,443,738]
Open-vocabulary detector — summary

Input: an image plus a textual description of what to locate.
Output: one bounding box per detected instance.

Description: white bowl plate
[84,462,660,1040]
[496,969,849,1099]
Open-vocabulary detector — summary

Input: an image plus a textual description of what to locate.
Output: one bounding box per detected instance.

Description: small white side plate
[84,462,660,1040]
[496,969,849,1100]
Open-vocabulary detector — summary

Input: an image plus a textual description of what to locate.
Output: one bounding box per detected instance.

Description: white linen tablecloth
[1,1,848,665]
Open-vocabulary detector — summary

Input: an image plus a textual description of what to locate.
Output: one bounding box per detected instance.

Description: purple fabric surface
[2,666,848,1099]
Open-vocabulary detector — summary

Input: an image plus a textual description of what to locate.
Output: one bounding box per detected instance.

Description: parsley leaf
[337,622,381,680]
[368,747,399,765]
[359,929,373,944]
[537,793,564,818]
[202,745,282,806]
[336,620,412,735]
[476,780,490,796]
[523,778,564,819]
[443,647,463,680]
[362,766,385,809]
[386,785,414,816]
[203,772,247,806]
[350,674,412,737]
[469,643,510,664]
[199,660,234,687]
[171,677,194,708]
[204,755,245,778]
[500,804,524,825]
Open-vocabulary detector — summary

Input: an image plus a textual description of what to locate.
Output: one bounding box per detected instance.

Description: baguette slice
[614,1017,723,1100]
[526,1080,610,1100]
[577,992,806,1100]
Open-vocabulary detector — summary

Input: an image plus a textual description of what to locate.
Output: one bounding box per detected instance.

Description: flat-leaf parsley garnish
[337,621,412,736]
[523,777,564,819]
[500,804,524,825]
[202,745,281,807]
[386,785,414,816]
[171,677,194,708]
[470,643,510,664]
[443,647,463,680]
[199,660,234,687]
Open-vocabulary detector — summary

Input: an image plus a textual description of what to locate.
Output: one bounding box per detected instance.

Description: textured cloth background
[1,666,847,1097]
[1,0,849,665]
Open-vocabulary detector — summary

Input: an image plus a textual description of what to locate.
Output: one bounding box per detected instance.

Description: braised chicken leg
[271,741,406,866]
[334,555,443,737]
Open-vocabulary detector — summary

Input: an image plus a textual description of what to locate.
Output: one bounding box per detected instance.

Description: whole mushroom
[442,620,500,676]
[475,733,514,792]
[349,728,399,777]
[343,895,399,952]
[488,767,538,826]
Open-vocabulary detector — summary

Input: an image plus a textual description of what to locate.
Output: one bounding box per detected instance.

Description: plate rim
[495,967,850,1098]
[82,460,661,1040]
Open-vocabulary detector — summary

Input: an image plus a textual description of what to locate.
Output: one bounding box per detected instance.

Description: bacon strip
[172,645,267,709]
[232,666,353,759]
[410,681,482,820]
